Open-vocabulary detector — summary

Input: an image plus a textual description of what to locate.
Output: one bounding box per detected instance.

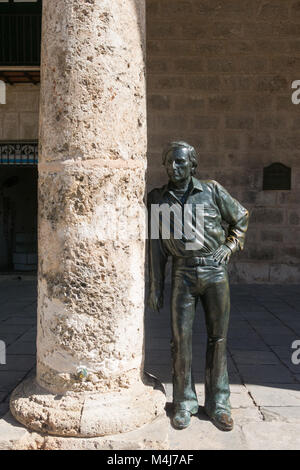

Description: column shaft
[10,0,165,437]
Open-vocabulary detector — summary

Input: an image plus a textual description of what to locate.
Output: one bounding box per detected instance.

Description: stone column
[10,0,165,438]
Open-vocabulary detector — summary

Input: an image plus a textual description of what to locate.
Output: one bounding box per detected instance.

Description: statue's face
[164,147,193,184]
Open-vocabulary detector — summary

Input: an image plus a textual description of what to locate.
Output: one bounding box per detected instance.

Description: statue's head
[162,141,197,184]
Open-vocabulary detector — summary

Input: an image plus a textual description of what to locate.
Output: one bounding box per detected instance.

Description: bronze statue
[148,141,249,431]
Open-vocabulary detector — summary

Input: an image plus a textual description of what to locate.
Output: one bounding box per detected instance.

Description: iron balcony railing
[0,13,41,66]
[0,141,38,165]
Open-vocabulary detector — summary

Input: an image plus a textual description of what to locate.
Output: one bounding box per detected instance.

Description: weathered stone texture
[0,411,169,450]
[36,0,150,396]
[10,0,165,437]
[36,163,148,394]
[40,0,146,163]
[10,375,165,438]
[146,0,300,282]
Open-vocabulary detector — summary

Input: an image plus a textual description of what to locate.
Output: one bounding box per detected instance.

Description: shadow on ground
[0,277,300,448]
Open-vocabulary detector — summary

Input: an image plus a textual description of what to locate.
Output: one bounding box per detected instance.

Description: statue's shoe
[171,409,192,430]
[210,412,234,432]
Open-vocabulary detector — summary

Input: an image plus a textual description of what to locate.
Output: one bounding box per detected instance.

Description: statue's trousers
[171,258,231,417]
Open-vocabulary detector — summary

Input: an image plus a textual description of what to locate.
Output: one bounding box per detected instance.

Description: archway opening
[0,165,37,273]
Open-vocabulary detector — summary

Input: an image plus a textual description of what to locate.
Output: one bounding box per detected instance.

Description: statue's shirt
[147,177,249,291]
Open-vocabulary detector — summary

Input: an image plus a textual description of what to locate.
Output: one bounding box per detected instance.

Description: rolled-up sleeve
[214,181,249,253]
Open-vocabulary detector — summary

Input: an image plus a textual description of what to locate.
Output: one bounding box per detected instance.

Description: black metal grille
[0,13,41,66]
[0,0,42,67]
[0,141,38,165]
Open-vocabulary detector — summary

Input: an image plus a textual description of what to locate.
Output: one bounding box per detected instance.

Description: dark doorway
[0,166,37,272]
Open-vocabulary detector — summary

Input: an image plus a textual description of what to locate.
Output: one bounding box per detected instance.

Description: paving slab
[144,339,171,351]
[18,330,38,342]
[228,328,260,339]
[228,372,243,385]
[260,334,298,347]
[144,350,172,365]
[245,319,283,327]
[0,392,8,402]
[231,350,281,365]
[246,384,300,407]
[0,403,9,418]
[169,408,248,451]
[0,325,32,334]
[241,422,300,450]
[228,339,268,351]
[0,334,27,346]
[271,346,295,360]
[6,342,36,355]
[238,364,297,384]
[261,406,300,423]
[0,355,36,372]
[1,317,36,326]
[0,412,31,450]
[230,387,256,409]
[232,407,263,425]
[0,371,30,392]
[280,359,300,374]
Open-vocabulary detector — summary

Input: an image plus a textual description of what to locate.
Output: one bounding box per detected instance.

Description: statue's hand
[148,290,163,313]
[213,245,232,265]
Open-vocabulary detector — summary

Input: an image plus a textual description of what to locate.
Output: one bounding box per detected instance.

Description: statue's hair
[162,141,198,176]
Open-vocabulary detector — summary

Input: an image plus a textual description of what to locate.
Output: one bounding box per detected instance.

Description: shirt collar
[191,177,203,192]
[162,176,203,196]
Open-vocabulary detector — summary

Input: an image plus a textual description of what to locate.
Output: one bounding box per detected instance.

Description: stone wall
[1,2,300,283]
[0,83,39,140]
[146,0,300,283]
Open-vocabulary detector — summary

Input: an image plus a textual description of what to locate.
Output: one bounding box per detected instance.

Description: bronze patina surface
[148,141,249,431]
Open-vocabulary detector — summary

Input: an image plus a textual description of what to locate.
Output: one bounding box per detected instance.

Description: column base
[10,374,166,438]
[0,411,169,450]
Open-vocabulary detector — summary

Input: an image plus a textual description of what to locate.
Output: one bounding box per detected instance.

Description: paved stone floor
[144,282,300,450]
[0,276,300,449]
[0,276,37,421]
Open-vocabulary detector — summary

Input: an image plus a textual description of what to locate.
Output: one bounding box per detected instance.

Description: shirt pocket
[203,206,221,228]
[204,206,219,217]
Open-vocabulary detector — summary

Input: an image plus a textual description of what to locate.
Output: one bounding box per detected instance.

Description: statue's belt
[174,256,222,268]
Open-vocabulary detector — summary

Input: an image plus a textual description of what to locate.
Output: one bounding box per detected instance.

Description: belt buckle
[186,258,197,267]
[188,257,205,267]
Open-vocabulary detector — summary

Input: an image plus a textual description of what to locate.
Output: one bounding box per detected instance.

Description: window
[0,0,42,66]
[0,1,39,3]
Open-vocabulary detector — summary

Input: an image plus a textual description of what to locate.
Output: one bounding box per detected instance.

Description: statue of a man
[147,141,249,431]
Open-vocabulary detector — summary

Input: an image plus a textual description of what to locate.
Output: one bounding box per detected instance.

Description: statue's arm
[147,190,168,312]
[213,181,249,256]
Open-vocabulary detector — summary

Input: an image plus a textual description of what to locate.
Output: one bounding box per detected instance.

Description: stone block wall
[0,84,39,140]
[146,0,300,283]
